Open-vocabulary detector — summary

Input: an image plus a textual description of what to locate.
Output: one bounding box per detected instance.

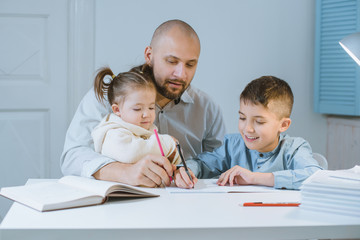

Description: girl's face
[238,100,291,153]
[112,88,156,130]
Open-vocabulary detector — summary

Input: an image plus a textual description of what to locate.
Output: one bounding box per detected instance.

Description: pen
[176,141,194,186]
[153,129,173,183]
[243,202,300,207]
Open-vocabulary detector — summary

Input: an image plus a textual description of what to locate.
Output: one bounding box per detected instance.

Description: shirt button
[160,111,163,113]
[257,166,261,169]
[259,153,264,157]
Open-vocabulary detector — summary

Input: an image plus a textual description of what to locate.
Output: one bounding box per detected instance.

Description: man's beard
[154,79,186,100]
[151,63,188,100]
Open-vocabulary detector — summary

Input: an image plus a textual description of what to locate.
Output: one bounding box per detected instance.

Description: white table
[1,179,359,240]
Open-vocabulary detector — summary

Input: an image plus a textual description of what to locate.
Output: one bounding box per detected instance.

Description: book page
[301,194,360,208]
[301,185,360,196]
[59,176,159,197]
[302,168,360,190]
[301,188,360,200]
[59,176,120,197]
[300,203,360,217]
[0,181,102,211]
[166,179,281,193]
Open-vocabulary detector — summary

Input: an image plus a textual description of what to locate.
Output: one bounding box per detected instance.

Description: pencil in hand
[176,141,194,187]
[153,129,173,182]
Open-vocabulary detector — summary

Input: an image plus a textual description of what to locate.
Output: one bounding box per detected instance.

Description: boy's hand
[217,166,255,186]
[217,166,275,187]
[174,167,198,189]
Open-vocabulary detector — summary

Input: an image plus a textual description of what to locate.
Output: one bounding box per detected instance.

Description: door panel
[0,0,68,219]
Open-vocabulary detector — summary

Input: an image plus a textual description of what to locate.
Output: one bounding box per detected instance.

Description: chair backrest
[313,152,328,170]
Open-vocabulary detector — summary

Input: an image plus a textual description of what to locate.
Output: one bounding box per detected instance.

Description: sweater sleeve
[158,134,181,165]
[100,129,173,164]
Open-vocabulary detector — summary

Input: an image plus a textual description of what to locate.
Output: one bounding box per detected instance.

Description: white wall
[0,0,329,223]
[95,0,327,155]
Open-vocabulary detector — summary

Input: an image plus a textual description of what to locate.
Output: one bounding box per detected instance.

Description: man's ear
[144,46,153,66]
[279,118,291,133]
[112,104,121,117]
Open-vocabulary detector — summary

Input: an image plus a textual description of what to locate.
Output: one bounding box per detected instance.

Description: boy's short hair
[240,76,294,118]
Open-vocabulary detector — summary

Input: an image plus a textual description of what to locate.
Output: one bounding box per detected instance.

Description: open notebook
[0,176,159,212]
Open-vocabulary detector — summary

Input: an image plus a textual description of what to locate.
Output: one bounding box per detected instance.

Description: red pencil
[154,129,165,156]
[243,202,300,207]
[154,129,173,182]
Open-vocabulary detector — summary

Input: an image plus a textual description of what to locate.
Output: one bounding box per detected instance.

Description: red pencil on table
[243,202,300,207]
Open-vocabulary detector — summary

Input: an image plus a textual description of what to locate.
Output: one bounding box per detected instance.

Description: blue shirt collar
[250,133,285,158]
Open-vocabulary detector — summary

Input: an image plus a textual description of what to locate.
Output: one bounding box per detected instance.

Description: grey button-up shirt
[154,86,226,160]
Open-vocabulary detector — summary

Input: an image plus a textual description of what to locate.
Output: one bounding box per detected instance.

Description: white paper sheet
[166,179,282,193]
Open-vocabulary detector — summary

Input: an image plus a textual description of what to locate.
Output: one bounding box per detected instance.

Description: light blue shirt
[186,133,322,190]
[60,85,226,178]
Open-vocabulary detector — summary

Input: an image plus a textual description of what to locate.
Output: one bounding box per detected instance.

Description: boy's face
[112,88,156,130]
[238,100,291,153]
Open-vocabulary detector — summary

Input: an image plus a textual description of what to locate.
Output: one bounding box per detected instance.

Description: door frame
[67,0,95,122]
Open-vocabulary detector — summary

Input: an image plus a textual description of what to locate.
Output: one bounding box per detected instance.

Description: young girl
[91,67,180,165]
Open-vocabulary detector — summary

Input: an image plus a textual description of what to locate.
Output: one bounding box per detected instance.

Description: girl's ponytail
[94,67,115,104]
[94,65,155,106]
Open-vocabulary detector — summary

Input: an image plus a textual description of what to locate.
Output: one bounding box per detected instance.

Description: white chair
[313,152,328,170]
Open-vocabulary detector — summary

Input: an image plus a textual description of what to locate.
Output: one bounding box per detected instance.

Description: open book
[0,176,159,212]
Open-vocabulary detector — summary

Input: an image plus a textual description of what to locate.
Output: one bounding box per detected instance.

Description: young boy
[175,76,322,190]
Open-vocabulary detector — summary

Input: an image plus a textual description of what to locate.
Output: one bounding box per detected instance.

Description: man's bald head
[150,19,200,50]
[143,19,201,102]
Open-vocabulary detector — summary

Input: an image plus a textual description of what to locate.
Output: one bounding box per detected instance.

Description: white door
[0,0,68,219]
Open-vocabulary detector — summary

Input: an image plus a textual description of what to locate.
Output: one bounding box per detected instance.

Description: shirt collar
[250,133,285,158]
[176,86,194,104]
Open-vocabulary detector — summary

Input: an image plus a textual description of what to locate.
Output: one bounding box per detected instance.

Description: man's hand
[173,167,198,189]
[93,154,174,187]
